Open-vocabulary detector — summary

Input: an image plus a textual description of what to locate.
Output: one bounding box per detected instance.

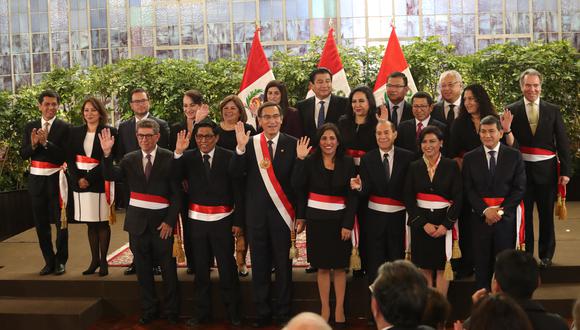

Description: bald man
[282,312,331,330]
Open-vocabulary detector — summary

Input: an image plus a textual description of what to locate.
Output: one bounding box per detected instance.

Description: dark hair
[129,87,149,102]
[81,97,108,126]
[345,85,377,125]
[419,125,444,143]
[184,89,203,105]
[193,118,219,136]
[411,91,434,105]
[38,90,61,104]
[257,101,282,118]
[422,288,451,330]
[371,260,428,327]
[264,80,290,116]
[494,250,538,300]
[469,294,532,330]
[458,84,496,121]
[388,71,408,86]
[312,123,345,160]
[480,115,502,132]
[309,67,333,83]
[136,118,160,134]
[219,95,247,123]
[376,119,397,133]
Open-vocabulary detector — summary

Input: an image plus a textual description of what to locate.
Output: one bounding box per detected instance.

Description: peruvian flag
[238,28,275,129]
[306,27,350,98]
[373,25,417,105]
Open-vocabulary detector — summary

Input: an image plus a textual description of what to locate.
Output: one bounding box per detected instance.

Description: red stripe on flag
[373,27,409,92]
[318,28,344,74]
[239,28,271,92]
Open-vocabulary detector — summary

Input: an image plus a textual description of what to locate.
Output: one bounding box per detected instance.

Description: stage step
[0,296,103,330]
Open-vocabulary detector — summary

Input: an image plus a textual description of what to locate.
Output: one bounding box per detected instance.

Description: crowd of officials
[20,66,572,329]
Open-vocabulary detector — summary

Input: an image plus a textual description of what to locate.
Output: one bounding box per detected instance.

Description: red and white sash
[253,133,295,230]
[346,149,366,166]
[368,195,405,213]
[416,193,457,262]
[307,193,346,211]
[129,192,169,210]
[30,160,61,176]
[483,197,526,251]
[75,155,99,171]
[188,203,234,221]
[520,146,556,162]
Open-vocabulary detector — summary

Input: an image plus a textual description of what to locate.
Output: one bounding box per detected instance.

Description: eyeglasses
[412,105,430,109]
[386,83,406,88]
[259,114,282,121]
[195,134,216,140]
[131,99,149,104]
[136,133,156,140]
[440,81,460,89]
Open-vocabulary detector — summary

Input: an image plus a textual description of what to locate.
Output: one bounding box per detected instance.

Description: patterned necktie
[528,102,539,135]
[416,122,424,139]
[203,154,211,179]
[44,121,50,134]
[391,105,399,128]
[447,104,456,125]
[268,140,274,160]
[383,153,390,183]
[144,154,152,181]
[488,150,496,177]
[317,101,325,128]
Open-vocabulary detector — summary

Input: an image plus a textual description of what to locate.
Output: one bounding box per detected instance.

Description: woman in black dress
[404,126,462,297]
[263,80,303,138]
[217,95,257,150]
[292,123,358,324]
[67,97,117,276]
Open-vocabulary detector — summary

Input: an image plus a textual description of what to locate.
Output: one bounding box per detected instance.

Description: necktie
[383,153,390,183]
[447,104,456,126]
[416,122,424,139]
[44,121,50,134]
[317,101,325,128]
[202,154,211,179]
[267,140,274,160]
[391,105,399,128]
[528,102,539,135]
[144,154,152,181]
[488,150,496,177]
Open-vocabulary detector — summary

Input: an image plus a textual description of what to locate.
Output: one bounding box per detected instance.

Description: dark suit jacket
[20,118,70,196]
[337,115,378,153]
[384,101,413,126]
[395,117,448,158]
[358,147,415,203]
[116,115,170,160]
[296,94,348,141]
[102,147,180,235]
[518,299,568,330]
[507,99,571,184]
[431,100,459,125]
[174,146,243,227]
[462,144,526,218]
[67,125,117,192]
[229,133,297,227]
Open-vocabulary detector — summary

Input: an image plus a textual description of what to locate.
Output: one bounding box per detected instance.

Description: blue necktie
[317,101,325,128]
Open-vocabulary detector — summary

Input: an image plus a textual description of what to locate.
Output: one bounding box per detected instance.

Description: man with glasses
[432,70,463,128]
[395,91,447,158]
[117,88,170,275]
[378,71,414,128]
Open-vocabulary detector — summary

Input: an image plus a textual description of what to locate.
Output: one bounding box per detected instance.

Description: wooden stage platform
[1,203,579,329]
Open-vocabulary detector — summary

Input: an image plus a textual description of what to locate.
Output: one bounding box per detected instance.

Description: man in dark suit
[20,90,70,276]
[431,70,463,127]
[173,119,242,327]
[296,67,348,142]
[370,260,430,330]
[230,102,302,327]
[100,119,180,325]
[378,71,414,128]
[117,87,170,275]
[395,91,447,158]
[462,115,526,290]
[506,69,571,268]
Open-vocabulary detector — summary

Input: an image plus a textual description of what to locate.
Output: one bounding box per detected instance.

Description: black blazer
[296,94,348,141]
[291,154,358,229]
[229,133,297,227]
[337,115,378,153]
[169,121,196,151]
[102,147,180,235]
[383,101,413,126]
[116,115,170,160]
[395,117,448,158]
[20,118,70,196]
[174,146,243,227]
[358,147,415,203]
[507,99,571,184]
[462,144,526,218]
[67,125,117,192]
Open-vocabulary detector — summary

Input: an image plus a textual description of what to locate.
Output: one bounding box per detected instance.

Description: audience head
[479,115,503,149]
[419,125,444,158]
[375,120,397,152]
[129,87,151,118]
[38,90,61,121]
[573,298,580,330]
[183,89,203,121]
[309,67,333,100]
[219,95,247,124]
[193,118,219,154]
[519,68,542,103]
[136,118,160,153]
[469,293,532,330]
[411,91,435,121]
[492,249,539,300]
[438,70,463,103]
[81,97,108,126]
[459,83,496,120]
[422,288,451,330]
[314,123,344,160]
[386,71,409,104]
[264,80,290,113]
[257,101,283,139]
[346,85,377,124]
[370,260,428,329]
[282,312,332,330]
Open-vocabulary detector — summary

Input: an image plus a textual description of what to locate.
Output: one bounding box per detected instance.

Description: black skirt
[306,217,351,269]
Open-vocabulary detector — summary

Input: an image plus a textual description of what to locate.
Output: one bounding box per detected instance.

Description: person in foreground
[282,312,332,330]
[99,119,180,325]
[370,260,434,330]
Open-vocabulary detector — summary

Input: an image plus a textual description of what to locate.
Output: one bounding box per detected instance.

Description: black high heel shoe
[82,262,99,275]
[98,260,108,277]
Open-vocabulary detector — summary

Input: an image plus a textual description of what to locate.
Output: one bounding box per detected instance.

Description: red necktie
[416,122,424,139]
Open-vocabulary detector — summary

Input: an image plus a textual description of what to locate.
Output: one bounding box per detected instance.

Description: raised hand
[350,174,362,191]
[296,137,311,160]
[37,128,48,146]
[195,104,210,123]
[376,104,389,121]
[30,128,40,148]
[234,121,250,152]
[98,127,115,157]
[500,108,513,133]
[175,129,191,155]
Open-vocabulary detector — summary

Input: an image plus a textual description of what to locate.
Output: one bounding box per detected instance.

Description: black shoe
[238,269,249,277]
[334,321,347,329]
[54,263,66,275]
[230,315,242,327]
[185,315,210,327]
[305,266,318,274]
[124,264,136,275]
[540,258,552,269]
[98,263,109,277]
[153,265,162,275]
[186,267,195,275]
[251,317,271,328]
[139,312,158,325]
[39,264,54,276]
[82,262,99,275]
